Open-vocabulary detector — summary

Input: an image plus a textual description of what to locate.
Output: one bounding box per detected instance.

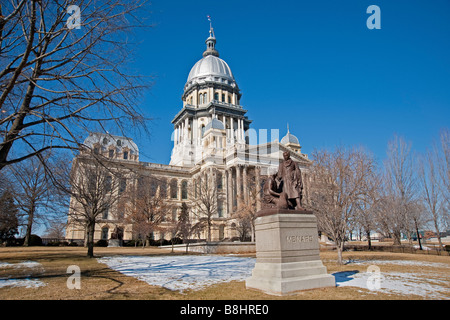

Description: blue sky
[127,0,450,165]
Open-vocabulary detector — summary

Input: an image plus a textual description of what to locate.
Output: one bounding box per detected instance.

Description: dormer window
[117,140,122,147]
[109,149,114,158]
[123,151,128,160]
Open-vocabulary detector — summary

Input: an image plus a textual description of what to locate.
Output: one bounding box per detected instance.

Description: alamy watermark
[67,265,81,289]
[367,5,381,30]
[366,265,383,290]
[66,5,81,30]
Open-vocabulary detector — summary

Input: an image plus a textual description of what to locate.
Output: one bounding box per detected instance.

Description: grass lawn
[0,246,448,300]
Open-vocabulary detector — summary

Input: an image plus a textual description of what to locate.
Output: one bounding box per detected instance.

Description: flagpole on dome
[207,15,215,38]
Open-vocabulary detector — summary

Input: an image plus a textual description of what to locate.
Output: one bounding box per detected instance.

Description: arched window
[214,92,219,101]
[217,172,223,190]
[170,179,178,199]
[199,93,203,104]
[101,227,109,240]
[181,180,188,200]
[159,178,167,198]
[201,125,206,137]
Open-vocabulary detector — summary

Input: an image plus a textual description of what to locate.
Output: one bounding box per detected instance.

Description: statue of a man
[277,151,303,210]
[263,172,289,209]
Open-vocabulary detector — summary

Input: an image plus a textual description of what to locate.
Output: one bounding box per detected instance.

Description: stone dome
[184,26,238,92]
[281,131,300,145]
[83,132,139,155]
[187,55,235,85]
[204,118,225,131]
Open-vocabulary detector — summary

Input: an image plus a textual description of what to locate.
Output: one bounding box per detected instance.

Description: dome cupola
[281,124,301,154]
[183,21,239,97]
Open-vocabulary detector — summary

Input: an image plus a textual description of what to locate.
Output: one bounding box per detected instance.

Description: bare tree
[189,170,220,242]
[354,171,381,249]
[8,155,52,246]
[124,176,170,247]
[380,135,418,245]
[64,154,123,257]
[438,128,450,227]
[307,147,377,264]
[418,137,447,249]
[232,169,261,242]
[177,202,202,253]
[0,0,150,171]
[43,217,66,239]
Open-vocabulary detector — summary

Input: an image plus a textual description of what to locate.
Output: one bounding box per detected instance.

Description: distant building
[65,26,312,243]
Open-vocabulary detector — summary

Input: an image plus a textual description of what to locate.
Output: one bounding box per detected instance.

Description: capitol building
[65,26,312,243]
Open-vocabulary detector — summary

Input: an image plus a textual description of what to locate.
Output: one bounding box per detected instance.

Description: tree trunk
[415,219,422,250]
[433,220,443,251]
[86,221,95,258]
[366,231,372,250]
[207,220,211,243]
[23,205,35,246]
[393,230,402,245]
[336,240,344,265]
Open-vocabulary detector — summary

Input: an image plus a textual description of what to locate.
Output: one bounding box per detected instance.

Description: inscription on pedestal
[286,235,313,243]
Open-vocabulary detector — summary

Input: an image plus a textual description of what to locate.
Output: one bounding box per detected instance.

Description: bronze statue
[263,173,289,209]
[262,151,304,211]
[277,151,303,210]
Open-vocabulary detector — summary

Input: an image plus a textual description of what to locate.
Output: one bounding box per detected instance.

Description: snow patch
[0,261,46,289]
[0,278,46,289]
[334,259,450,299]
[97,255,255,292]
[344,259,450,269]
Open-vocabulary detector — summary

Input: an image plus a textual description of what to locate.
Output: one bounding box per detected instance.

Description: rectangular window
[119,178,126,194]
[109,149,114,158]
[102,207,109,220]
[123,151,128,160]
[105,175,112,192]
[101,228,109,240]
[218,201,223,218]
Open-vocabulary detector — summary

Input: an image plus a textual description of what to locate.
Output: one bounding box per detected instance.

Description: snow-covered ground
[98,255,255,292]
[98,255,449,299]
[0,261,46,289]
[333,259,450,299]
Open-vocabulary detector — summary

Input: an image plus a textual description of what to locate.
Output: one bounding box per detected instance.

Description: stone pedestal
[245,210,335,296]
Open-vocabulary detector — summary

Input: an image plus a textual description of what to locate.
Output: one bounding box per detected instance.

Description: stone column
[226,169,233,215]
[236,165,241,209]
[177,179,182,201]
[255,166,261,211]
[174,126,178,145]
[184,118,189,144]
[243,165,248,204]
